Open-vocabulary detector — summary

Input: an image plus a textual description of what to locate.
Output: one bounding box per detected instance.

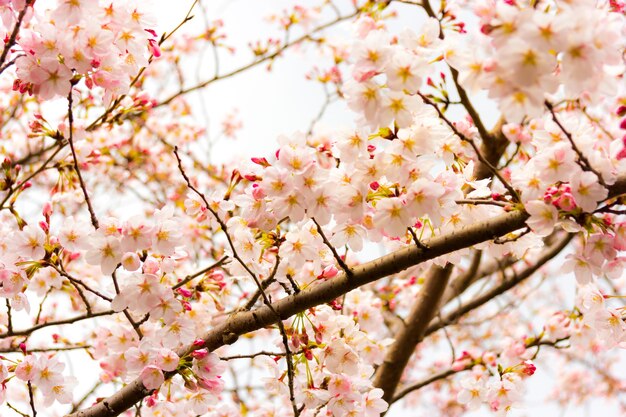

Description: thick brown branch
[373,264,454,403]
[65,173,626,417]
[425,233,573,336]
[67,208,532,417]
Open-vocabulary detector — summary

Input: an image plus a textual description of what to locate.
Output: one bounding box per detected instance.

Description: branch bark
[67,174,626,417]
[373,264,454,403]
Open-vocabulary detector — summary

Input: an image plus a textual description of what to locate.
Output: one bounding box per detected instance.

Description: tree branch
[66,174,626,417]
[373,264,454,403]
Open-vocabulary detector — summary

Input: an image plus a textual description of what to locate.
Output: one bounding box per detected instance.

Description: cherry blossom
[0,1,624,416]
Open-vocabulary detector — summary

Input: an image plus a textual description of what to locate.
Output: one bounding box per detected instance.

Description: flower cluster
[9,0,159,101]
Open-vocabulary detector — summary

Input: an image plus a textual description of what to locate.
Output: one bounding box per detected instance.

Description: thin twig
[111,270,143,339]
[0,310,114,338]
[0,0,34,71]
[172,256,229,290]
[220,350,289,361]
[27,381,37,417]
[70,380,104,414]
[456,199,508,207]
[67,89,99,229]
[174,147,300,416]
[156,10,360,108]
[418,92,521,203]
[313,218,352,277]
[408,227,429,250]
[545,100,607,187]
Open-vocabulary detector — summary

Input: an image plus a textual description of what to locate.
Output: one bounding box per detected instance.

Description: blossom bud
[314,329,323,345]
[292,333,301,348]
[177,287,193,298]
[42,201,52,218]
[145,395,157,407]
[320,265,338,279]
[520,360,536,376]
[480,24,494,34]
[555,192,576,211]
[304,348,313,361]
[38,221,48,233]
[251,157,270,167]
[148,38,162,58]
[192,348,209,359]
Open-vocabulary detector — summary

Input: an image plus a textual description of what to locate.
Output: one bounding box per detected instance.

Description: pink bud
[148,39,162,58]
[145,395,157,407]
[38,221,49,233]
[304,348,313,361]
[251,157,270,167]
[193,339,205,347]
[520,360,536,376]
[369,181,379,190]
[321,265,338,279]
[555,192,577,211]
[42,201,52,218]
[177,288,193,298]
[192,348,209,359]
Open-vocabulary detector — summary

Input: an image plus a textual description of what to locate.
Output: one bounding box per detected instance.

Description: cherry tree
[0,0,625,416]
